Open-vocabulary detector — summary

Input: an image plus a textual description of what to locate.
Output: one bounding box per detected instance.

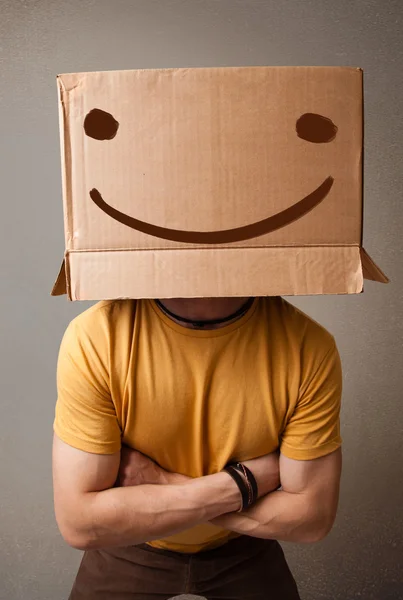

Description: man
[53,294,342,599]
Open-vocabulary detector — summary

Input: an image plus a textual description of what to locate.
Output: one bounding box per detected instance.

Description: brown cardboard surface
[66,246,363,301]
[52,66,387,300]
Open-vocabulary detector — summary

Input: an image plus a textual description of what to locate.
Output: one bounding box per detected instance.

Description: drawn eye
[84,108,120,140]
[296,113,338,143]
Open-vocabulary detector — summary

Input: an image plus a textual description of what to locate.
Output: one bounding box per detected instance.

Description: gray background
[1,1,402,599]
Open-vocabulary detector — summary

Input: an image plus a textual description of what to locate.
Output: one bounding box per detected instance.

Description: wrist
[214,471,243,513]
[243,452,280,498]
[186,471,242,518]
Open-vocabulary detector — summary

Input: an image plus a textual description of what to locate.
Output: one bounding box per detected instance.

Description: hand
[116,444,279,500]
[116,445,191,487]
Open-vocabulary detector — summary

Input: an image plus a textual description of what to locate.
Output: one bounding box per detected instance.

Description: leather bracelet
[233,463,252,506]
[222,465,250,512]
[228,462,258,505]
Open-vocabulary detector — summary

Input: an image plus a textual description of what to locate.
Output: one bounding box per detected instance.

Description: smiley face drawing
[65,67,362,251]
[84,108,338,244]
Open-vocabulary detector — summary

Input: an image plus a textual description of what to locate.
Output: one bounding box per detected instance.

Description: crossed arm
[210,449,341,542]
[52,434,341,551]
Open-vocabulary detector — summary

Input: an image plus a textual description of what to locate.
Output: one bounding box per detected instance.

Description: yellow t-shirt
[54,297,342,553]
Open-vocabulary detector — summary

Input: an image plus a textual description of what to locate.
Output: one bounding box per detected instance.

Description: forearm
[68,472,240,550]
[211,489,331,543]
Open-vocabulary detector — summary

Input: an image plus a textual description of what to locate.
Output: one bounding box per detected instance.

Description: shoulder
[264,296,337,359]
[264,298,342,406]
[68,300,136,336]
[61,300,137,360]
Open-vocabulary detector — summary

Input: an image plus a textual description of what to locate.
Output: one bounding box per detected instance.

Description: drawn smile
[89,176,334,244]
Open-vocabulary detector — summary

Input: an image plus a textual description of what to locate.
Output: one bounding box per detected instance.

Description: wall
[1,1,402,598]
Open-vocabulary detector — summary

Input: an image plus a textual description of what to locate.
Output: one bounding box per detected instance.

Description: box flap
[51,259,68,296]
[67,245,364,300]
[360,248,389,283]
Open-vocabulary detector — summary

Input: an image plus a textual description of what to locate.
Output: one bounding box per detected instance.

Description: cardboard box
[52,66,388,300]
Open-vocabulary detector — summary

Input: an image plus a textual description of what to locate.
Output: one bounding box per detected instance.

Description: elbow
[304,516,335,544]
[55,498,101,551]
[57,517,96,551]
[304,527,329,544]
[66,534,90,551]
[59,524,91,551]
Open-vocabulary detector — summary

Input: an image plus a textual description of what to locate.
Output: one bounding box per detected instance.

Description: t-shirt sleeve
[54,318,122,455]
[280,339,342,461]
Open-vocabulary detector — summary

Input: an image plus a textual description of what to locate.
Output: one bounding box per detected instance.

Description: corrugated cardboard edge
[57,75,74,257]
[51,75,76,300]
[65,246,365,300]
[50,247,388,299]
[360,248,389,283]
[360,68,364,247]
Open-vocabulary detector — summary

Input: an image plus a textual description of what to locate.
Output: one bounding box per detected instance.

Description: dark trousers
[69,535,301,599]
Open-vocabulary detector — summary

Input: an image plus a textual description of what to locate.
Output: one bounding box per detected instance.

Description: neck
[156,297,253,330]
